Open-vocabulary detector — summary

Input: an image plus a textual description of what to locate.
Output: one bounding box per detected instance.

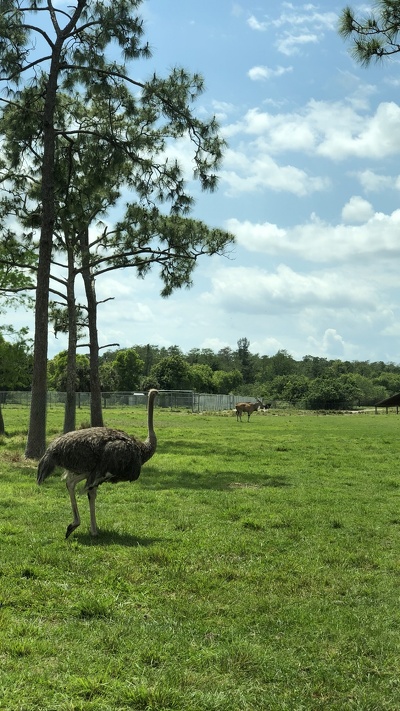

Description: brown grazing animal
[37,389,158,538]
[235,398,264,422]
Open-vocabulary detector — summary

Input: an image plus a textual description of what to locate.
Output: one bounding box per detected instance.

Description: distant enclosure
[0,390,262,413]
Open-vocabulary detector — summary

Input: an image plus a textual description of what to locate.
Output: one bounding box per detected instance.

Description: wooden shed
[375,393,400,414]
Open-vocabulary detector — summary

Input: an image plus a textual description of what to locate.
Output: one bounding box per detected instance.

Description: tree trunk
[80,227,103,426]
[63,246,77,433]
[24,2,87,456]
[24,47,61,459]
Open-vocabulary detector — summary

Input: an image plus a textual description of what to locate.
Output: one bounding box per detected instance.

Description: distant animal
[37,389,158,538]
[235,398,264,422]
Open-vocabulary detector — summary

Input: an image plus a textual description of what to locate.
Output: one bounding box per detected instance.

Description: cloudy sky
[8,1,400,363]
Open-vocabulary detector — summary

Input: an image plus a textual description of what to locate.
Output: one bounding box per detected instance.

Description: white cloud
[381,322,400,337]
[341,196,374,224]
[307,328,346,358]
[247,6,338,56]
[220,149,329,196]
[248,65,293,81]
[226,208,400,263]
[223,100,400,166]
[200,336,231,351]
[248,7,337,33]
[355,169,400,193]
[247,14,268,31]
[317,102,400,160]
[276,32,318,56]
[212,100,235,113]
[272,7,338,31]
[204,264,378,316]
[258,120,316,152]
[98,277,136,299]
[211,100,237,122]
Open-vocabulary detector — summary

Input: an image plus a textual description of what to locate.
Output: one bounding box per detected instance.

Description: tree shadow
[161,440,215,453]
[228,474,291,489]
[139,467,291,492]
[73,531,163,547]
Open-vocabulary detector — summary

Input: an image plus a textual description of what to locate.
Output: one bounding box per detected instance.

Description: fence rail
[0,390,261,413]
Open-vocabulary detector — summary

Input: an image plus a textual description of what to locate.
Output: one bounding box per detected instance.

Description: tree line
[2,333,400,423]
[45,338,400,410]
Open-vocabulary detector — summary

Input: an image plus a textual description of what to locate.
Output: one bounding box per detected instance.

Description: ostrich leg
[88,487,98,537]
[65,474,99,538]
[65,473,84,538]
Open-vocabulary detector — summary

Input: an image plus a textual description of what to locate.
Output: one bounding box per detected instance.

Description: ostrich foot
[65,522,80,539]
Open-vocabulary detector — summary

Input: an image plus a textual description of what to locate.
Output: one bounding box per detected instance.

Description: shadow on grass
[73,531,163,547]
[160,438,269,455]
[140,467,290,491]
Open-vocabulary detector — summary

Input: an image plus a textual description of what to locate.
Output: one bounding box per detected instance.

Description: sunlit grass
[0,406,400,709]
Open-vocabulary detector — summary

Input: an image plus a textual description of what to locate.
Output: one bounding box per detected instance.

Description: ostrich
[37,389,158,538]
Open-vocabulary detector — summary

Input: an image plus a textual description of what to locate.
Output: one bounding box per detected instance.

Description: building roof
[375,393,400,407]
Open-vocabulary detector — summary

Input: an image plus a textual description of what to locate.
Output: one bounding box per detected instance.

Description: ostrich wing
[88,435,143,488]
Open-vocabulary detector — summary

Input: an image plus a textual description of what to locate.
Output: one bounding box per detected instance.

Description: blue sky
[7,1,400,363]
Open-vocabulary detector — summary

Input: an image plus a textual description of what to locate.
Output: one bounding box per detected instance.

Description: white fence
[0,390,262,413]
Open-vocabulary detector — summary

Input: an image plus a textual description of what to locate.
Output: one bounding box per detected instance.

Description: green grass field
[1,405,400,710]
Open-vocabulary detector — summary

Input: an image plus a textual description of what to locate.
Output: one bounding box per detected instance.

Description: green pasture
[0,405,400,710]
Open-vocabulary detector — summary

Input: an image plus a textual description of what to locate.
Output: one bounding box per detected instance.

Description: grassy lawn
[0,405,400,710]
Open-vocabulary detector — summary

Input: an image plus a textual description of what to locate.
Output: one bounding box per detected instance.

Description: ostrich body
[37,389,158,538]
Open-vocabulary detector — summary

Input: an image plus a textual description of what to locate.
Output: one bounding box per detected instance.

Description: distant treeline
[2,333,399,410]
[43,337,400,410]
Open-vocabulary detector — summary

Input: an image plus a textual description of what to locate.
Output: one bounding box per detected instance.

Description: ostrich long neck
[142,390,157,462]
